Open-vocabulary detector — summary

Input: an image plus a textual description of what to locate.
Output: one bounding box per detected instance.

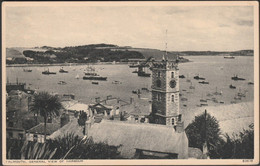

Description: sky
[4,4,255,51]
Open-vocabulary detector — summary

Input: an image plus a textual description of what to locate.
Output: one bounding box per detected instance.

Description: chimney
[175,121,184,133]
[130,97,134,104]
[107,95,112,100]
[95,97,100,103]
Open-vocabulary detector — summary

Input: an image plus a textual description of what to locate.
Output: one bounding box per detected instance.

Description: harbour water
[6,56,254,112]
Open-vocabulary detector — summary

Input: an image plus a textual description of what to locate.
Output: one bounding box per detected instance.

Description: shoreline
[6,60,191,67]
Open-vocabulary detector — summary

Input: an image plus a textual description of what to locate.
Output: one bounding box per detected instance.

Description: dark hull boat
[42,70,56,75]
[224,56,235,59]
[179,75,185,79]
[199,81,209,84]
[83,76,107,81]
[229,84,236,89]
[92,82,99,85]
[194,75,205,80]
[231,75,245,81]
[59,69,69,73]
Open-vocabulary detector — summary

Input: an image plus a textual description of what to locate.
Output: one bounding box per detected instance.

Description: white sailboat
[75,74,79,79]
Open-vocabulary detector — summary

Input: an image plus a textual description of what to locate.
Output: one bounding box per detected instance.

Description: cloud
[4,5,255,51]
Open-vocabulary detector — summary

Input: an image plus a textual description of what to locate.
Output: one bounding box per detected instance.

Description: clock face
[169,80,176,88]
[156,79,161,87]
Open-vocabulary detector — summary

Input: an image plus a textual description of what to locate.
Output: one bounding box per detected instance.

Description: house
[6,127,25,140]
[26,123,60,143]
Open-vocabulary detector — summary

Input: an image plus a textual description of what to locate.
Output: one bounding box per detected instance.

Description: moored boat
[42,68,56,75]
[199,81,209,84]
[179,75,185,79]
[231,75,245,81]
[58,81,67,85]
[23,69,32,72]
[194,75,205,80]
[224,55,235,59]
[229,84,236,89]
[83,76,107,81]
[59,67,68,73]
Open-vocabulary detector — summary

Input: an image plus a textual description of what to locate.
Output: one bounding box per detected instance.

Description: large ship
[83,66,107,81]
[42,68,56,75]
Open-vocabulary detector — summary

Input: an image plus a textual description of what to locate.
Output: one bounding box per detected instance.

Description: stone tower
[151,58,182,126]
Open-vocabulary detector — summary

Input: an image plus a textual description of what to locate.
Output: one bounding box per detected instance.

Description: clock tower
[150,58,181,126]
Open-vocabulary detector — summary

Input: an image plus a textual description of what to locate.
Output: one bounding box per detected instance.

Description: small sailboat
[23,68,32,72]
[189,82,195,89]
[229,84,236,89]
[59,67,69,73]
[75,74,80,79]
[200,93,207,103]
[237,88,246,97]
[58,81,67,85]
[213,87,222,95]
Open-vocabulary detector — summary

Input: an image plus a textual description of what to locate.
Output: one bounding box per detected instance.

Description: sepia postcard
[2,1,259,165]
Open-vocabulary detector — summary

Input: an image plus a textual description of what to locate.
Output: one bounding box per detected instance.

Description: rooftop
[88,120,188,159]
[27,123,60,135]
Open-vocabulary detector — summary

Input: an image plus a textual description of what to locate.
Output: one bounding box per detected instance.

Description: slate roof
[49,118,84,139]
[88,120,188,159]
[27,123,60,135]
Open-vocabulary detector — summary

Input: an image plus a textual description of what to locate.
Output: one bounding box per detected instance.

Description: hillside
[6,48,24,58]
[6,43,252,65]
[175,50,253,56]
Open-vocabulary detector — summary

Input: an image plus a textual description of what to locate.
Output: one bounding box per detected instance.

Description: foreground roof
[27,123,60,135]
[49,118,84,139]
[88,120,188,159]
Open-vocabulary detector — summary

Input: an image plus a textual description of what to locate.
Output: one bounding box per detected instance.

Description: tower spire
[165,29,168,57]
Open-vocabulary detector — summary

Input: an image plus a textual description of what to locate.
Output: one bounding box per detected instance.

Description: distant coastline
[5,44,252,66]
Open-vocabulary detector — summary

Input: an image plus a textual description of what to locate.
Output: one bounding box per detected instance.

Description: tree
[220,124,254,159]
[185,110,224,158]
[30,91,62,141]
[78,111,88,135]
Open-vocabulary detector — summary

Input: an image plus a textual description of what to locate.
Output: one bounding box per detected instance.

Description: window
[158,71,161,78]
[172,95,174,102]
[171,72,174,78]
[8,132,13,138]
[172,118,175,126]
[19,133,23,140]
[158,93,161,101]
[33,134,38,142]
[8,122,14,127]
